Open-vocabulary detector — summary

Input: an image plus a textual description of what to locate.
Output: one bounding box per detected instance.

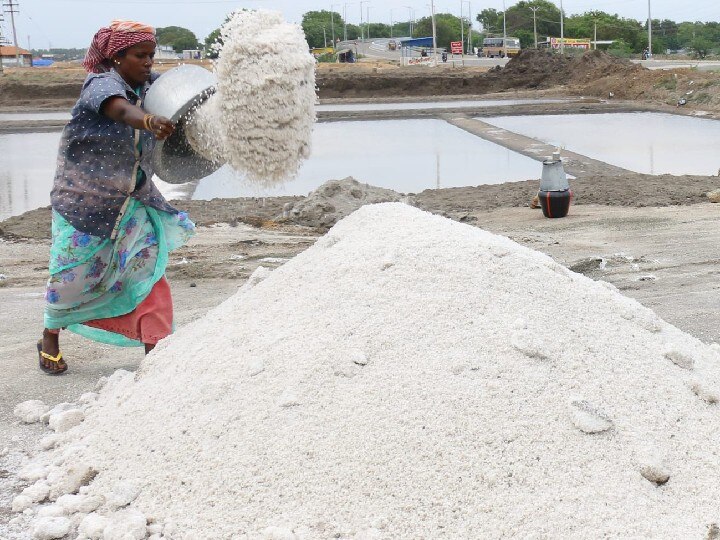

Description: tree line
[302,1,720,58]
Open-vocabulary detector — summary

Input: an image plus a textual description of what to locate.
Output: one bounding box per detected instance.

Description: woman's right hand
[149,116,175,141]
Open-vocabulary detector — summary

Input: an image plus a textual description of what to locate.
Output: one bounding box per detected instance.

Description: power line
[2,0,22,66]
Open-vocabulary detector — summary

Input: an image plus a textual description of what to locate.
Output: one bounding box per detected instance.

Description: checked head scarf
[82,20,157,74]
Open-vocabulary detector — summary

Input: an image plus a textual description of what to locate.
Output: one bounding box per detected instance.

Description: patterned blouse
[51,69,176,240]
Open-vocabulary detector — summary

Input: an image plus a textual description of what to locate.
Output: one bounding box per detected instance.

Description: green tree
[155,26,200,53]
[413,13,471,49]
[506,0,561,42]
[302,10,344,48]
[366,23,391,39]
[691,36,714,58]
[477,8,503,35]
[345,23,361,40]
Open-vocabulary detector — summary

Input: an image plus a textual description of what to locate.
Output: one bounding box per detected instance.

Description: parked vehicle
[481,37,521,58]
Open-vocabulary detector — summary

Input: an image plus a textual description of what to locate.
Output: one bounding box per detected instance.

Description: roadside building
[182,49,202,60]
[155,44,179,60]
[1,45,32,67]
[540,37,591,50]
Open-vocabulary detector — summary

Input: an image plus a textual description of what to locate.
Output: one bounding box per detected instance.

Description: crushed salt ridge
[188,10,316,186]
[10,203,720,538]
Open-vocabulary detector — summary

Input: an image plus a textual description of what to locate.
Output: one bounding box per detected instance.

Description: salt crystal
[48,408,84,433]
[31,516,71,540]
[640,464,670,485]
[14,400,50,424]
[102,508,147,540]
[22,481,50,503]
[106,481,140,510]
[78,513,109,539]
[663,345,695,370]
[11,494,33,512]
[569,400,613,434]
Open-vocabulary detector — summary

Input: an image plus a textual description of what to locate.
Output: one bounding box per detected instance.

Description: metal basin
[144,64,221,184]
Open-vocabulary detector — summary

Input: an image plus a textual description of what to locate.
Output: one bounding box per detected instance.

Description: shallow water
[0,100,567,121]
[484,112,720,176]
[316,99,568,112]
[0,132,60,222]
[191,119,541,200]
[0,112,71,121]
[0,119,542,221]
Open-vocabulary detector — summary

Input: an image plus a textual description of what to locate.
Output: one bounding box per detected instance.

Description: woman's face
[113,41,156,87]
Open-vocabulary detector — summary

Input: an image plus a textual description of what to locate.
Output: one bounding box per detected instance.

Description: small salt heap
[189,10,316,185]
[12,203,720,538]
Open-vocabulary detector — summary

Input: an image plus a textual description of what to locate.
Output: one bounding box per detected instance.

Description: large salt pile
[14,203,720,538]
[189,10,316,185]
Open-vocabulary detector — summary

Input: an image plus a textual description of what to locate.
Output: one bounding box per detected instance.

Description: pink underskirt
[83,277,173,345]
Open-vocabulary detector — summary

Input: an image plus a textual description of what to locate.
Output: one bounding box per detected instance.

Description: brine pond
[0,99,570,122]
[484,112,720,176]
[0,119,542,221]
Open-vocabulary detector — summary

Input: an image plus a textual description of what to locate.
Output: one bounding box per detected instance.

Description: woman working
[38,20,195,374]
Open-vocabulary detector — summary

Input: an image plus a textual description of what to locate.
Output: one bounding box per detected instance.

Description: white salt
[16,203,720,537]
[189,10,316,185]
[31,517,71,540]
[14,400,49,424]
[48,408,84,433]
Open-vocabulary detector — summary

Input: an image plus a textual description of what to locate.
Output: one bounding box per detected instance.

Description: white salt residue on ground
[13,203,720,538]
[189,10,316,185]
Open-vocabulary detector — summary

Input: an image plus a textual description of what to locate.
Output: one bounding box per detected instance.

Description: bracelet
[143,114,156,132]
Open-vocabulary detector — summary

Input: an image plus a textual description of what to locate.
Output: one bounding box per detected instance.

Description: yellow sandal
[37,340,67,375]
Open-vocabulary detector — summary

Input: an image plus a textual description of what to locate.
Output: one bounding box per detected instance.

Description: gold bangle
[143,114,155,131]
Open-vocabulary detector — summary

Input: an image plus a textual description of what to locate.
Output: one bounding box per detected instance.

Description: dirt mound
[499,49,644,90]
[281,177,404,229]
[317,50,649,98]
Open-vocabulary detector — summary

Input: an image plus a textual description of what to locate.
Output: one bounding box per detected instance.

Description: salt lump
[18,203,720,537]
[190,10,316,185]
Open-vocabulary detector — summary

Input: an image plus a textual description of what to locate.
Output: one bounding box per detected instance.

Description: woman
[38,20,195,374]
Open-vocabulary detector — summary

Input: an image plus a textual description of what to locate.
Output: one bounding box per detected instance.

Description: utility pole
[405,6,414,36]
[530,7,539,48]
[0,12,4,74]
[593,18,597,50]
[559,0,565,55]
[366,6,371,39]
[647,0,652,58]
[330,3,340,47]
[3,0,20,67]
[464,1,472,54]
[430,0,438,65]
[502,0,507,56]
[460,1,464,58]
[359,1,368,41]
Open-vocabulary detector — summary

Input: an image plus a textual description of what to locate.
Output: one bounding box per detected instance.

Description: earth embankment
[4,51,720,112]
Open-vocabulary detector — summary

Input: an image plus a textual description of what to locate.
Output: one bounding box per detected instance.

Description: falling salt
[188,10,316,185]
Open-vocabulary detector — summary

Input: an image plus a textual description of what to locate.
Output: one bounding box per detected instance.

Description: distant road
[337,39,720,71]
[635,59,720,71]
[339,38,509,67]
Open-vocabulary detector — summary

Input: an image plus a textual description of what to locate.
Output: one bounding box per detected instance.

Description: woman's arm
[101,96,175,141]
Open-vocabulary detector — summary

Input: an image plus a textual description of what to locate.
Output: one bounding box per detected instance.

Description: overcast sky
[2,0,718,50]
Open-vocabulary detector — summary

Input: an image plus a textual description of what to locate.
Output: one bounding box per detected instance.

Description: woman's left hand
[149,116,175,141]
